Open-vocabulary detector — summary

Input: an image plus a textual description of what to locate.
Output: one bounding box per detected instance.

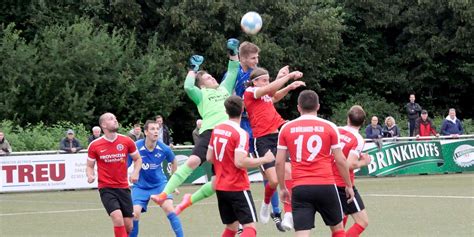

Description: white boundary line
[365,194,474,199]
[1,194,473,217]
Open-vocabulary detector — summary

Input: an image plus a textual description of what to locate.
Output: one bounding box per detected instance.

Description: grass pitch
[1,173,473,236]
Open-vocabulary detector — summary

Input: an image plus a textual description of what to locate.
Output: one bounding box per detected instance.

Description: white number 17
[213,137,228,162]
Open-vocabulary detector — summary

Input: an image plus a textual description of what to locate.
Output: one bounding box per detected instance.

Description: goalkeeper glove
[189,55,204,72]
[227,38,239,56]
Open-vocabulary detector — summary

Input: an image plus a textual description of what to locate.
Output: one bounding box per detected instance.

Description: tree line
[1,0,472,144]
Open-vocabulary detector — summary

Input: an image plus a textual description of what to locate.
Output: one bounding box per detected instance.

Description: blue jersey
[128,139,175,189]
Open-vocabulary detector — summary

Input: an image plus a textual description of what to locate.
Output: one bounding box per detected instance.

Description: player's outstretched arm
[254,71,303,99]
[333,148,355,203]
[272,81,306,103]
[184,55,204,105]
[347,152,372,169]
[220,39,240,94]
[234,150,273,169]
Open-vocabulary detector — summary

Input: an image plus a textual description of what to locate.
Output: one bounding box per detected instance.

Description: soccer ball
[240,11,263,35]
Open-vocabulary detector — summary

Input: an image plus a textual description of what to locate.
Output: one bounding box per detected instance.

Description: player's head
[239,41,260,70]
[248,67,270,87]
[347,105,366,127]
[297,90,320,114]
[144,120,160,142]
[196,70,219,89]
[224,95,244,119]
[99,113,119,133]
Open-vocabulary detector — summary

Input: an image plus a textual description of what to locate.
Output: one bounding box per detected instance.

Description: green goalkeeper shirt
[184,60,239,134]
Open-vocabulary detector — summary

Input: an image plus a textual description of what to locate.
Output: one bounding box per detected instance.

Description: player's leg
[346,187,368,237]
[161,199,184,237]
[175,175,216,215]
[99,188,129,237]
[254,134,279,224]
[129,205,143,237]
[316,185,346,237]
[292,185,317,237]
[152,130,212,205]
[129,186,148,237]
[281,161,294,230]
[217,191,239,237]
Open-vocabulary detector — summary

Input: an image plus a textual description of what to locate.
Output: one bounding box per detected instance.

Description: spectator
[365,116,383,139]
[155,115,173,145]
[0,131,12,155]
[414,110,439,138]
[405,93,422,136]
[128,124,145,142]
[441,108,464,137]
[88,126,102,144]
[60,129,82,153]
[382,116,400,137]
[192,119,202,145]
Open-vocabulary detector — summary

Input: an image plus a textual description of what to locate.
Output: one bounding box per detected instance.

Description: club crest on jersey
[116,144,124,151]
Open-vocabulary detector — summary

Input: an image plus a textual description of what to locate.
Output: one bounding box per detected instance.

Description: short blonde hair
[385,116,395,125]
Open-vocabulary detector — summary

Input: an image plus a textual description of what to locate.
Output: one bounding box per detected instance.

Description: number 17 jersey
[277,114,341,187]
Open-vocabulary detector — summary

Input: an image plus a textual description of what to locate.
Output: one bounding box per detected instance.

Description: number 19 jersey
[277,114,341,187]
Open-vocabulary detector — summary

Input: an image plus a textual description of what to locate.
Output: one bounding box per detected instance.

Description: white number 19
[294,134,322,162]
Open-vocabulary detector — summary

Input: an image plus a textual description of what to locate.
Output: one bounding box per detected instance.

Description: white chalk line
[1,193,473,217]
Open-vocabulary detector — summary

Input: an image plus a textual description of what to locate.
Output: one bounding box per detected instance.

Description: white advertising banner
[0,153,97,193]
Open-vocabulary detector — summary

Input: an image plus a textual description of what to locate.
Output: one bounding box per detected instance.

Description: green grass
[1,174,473,236]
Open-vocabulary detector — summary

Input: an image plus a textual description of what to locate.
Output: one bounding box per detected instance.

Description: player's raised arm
[220,38,240,94]
[184,55,204,105]
[254,71,303,99]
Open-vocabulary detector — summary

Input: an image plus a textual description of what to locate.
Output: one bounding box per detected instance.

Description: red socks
[221,228,237,237]
[240,227,256,237]
[332,229,346,237]
[284,180,293,212]
[113,226,127,237]
[343,215,349,227]
[347,223,365,237]
[264,183,276,204]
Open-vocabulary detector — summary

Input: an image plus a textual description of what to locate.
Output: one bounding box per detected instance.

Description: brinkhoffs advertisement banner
[356,139,474,176]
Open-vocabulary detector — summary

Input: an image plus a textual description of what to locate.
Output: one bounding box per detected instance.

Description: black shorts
[337,186,365,215]
[216,190,258,225]
[292,185,343,231]
[254,133,278,171]
[192,129,213,165]
[99,188,134,217]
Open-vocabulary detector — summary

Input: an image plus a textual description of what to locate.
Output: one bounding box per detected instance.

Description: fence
[1,135,473,193]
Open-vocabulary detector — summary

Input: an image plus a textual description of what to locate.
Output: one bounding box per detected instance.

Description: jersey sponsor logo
[99,153,126,163]
[142,163,150,170]
[453,144,474,168]
[290,126,325,133]
[116,144,124,151]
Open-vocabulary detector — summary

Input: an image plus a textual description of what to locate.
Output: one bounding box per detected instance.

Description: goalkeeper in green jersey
[151,39,240,214]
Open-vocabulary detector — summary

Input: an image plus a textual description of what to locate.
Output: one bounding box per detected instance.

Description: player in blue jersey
[128,120,183,237]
